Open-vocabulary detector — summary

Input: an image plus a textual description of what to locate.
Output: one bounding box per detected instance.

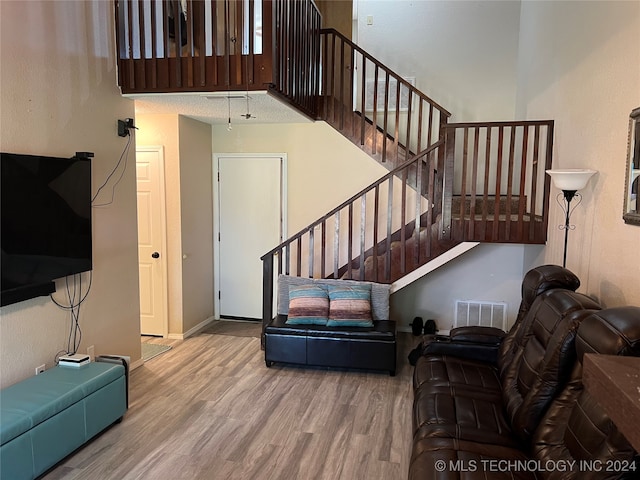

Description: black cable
[92,132,133,207]
[50,272,92,360]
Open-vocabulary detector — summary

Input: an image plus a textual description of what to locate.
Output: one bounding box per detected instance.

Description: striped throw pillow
[327,284,373,328]
[286,284,329,325]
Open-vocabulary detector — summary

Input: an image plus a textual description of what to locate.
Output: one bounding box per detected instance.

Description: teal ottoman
[0,362,127,480]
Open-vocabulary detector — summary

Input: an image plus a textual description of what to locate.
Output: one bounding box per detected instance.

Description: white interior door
[136,147,168,336]
[216,155,285,320]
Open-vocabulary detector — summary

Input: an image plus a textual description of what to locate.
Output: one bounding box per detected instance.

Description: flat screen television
[1,152,92,306]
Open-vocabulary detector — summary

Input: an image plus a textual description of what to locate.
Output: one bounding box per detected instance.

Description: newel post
[261,254,274,350]
[439,117,454,241]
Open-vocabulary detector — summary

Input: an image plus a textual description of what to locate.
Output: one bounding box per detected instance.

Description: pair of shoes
[411,317,423,336]
[411,317,438,336]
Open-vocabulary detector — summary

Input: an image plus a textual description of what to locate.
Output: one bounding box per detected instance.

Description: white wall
[212,122,390,235]
[135,114,184,335]
[135,114,214,336]
[0,1,140,388]
[390,244,543,331]
[178,116,214,333]
[356,0,522,121]
[516,0,640,307]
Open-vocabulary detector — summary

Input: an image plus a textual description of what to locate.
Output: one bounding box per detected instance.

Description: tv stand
[0,281,55,307]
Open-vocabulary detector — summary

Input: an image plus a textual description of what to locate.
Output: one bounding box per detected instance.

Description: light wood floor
[43,321,418,480]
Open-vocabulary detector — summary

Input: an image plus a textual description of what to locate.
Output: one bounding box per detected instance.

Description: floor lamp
[546,169,597,268]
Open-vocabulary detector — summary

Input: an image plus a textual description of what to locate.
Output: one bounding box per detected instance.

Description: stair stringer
[390,241,480,295]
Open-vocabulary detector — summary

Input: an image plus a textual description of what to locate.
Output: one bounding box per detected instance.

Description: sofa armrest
[449,326,506,344]
[420,330,504,364]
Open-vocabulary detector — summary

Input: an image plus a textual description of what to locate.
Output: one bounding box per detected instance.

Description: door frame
[136,145,169,337]
[212,153,288,320]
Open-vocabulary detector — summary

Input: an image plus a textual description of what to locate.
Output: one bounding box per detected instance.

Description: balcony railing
[115,0,277,93]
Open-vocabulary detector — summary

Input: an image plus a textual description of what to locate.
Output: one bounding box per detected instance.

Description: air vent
[454,300,507,331]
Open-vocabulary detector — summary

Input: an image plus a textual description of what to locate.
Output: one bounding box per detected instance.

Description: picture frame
[623,107,640,226]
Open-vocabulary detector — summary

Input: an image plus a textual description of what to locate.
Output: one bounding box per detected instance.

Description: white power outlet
[35,364,45,375]
[87,345,95,361]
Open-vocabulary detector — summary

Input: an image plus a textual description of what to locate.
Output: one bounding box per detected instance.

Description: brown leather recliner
[409,302,640,479]
[415,264,581,366]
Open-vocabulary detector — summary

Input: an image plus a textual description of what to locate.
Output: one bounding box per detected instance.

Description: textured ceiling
[129,91,312,126]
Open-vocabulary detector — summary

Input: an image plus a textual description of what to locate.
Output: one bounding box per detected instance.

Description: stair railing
[261,141,443,332]
[271,0,322,118]
[318,28,451,171]
[441,120,554,243]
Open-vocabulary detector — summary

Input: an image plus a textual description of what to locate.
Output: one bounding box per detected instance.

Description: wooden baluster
[321,220,326,279]
[470,126,479,239]
[373,185,379,282]
[138,0,147,88]
[296,237,302,276]
[405,90,413,162]
[426,152,435,257]
[197,0,205,87]
[210,0,218,86]
[460,127,469,240]
[308,227,314,277]
[347,203,353,279]
[223,0,230,88]
[400,167,407,275]
[529,125,541,241]
[333,212,340,279]
[247,0,255,87]
[480,127,491,240]
[349,46,355,138]
[414,155,423,266]
[518,125,529,242]
[150,0,157,89]
[360,57,366,146]
[417,100,424,152]
[493,126,504,241]
[285,243,290,275]
[427,104,434,148]
[174,0,182,87]
[126,0,135,89]
[372,66,379,155]
[277,247,282,275]
[382,71,389,163]
[541,122,555,243]
[385,176,393,282]
[339,37,345,130]
[393,78,400,164]
[359,195,366,281]
[506,126,516,240]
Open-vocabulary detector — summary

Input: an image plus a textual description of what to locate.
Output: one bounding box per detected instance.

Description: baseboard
[167,315,216,340]
[130,358,145,371]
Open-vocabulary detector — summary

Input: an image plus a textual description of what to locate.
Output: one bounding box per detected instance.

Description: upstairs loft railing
[115,0,280,93]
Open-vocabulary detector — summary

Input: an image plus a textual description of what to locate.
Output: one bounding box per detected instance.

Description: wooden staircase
[112,0,554,336]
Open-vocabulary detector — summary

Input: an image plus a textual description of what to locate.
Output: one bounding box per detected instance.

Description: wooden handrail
[320,28,451,117]
[317,28,451,178]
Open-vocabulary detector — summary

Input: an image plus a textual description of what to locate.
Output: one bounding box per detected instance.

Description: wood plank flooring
[43,321,419,480]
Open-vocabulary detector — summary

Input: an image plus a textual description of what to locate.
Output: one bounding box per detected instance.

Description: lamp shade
[546,169,597,191]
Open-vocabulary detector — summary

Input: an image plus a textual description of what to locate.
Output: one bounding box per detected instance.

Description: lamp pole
[557,190,580,268]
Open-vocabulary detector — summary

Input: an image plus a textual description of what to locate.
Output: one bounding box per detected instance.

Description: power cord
[92,131,134,207]
[51,271,92,362]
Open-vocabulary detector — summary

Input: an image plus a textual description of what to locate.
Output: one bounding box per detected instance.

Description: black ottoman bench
[265,314,397,376]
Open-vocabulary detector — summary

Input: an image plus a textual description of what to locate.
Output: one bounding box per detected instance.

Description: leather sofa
[264,275,396,375]
[410,266,640,479]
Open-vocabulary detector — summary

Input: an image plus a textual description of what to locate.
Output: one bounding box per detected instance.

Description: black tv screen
[1,152,92,306]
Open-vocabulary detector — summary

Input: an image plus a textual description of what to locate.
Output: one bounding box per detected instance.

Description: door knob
[152,252,160,259]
